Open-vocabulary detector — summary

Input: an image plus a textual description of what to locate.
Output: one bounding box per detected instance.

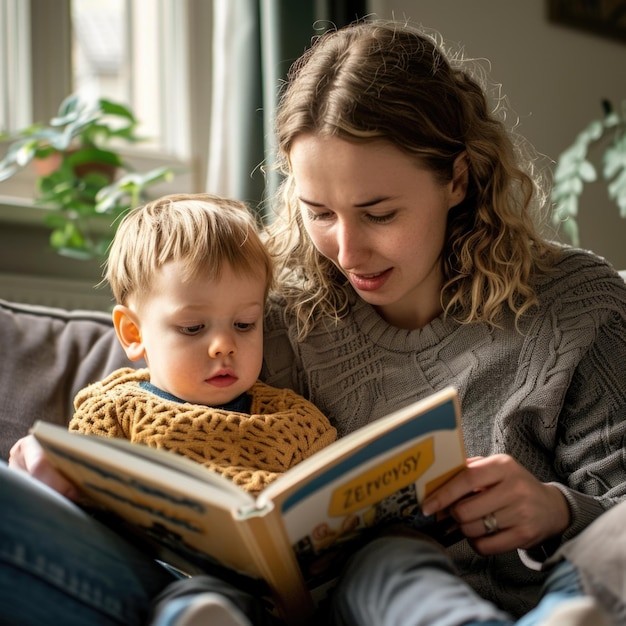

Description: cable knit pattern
[262,247,626,618]
[69,368,336,495]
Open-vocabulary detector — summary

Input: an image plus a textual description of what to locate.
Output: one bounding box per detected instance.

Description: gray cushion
[0,299,142,460]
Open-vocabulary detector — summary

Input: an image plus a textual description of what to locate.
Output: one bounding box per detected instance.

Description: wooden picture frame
[548,0,626,43]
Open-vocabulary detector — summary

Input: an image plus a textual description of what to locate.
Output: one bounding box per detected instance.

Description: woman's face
[289,135,467,329]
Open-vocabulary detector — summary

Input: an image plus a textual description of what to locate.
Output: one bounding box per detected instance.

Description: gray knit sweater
[261,247,626,618]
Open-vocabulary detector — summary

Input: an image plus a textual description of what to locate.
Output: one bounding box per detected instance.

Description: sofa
[0,298,144,461]
[3,268,626,460]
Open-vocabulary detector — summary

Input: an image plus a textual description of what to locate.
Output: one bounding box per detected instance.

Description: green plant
[0,93,175,259]
[551,99,626,246]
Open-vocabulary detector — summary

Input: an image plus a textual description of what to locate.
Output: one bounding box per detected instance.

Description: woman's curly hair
[265,19,557,340]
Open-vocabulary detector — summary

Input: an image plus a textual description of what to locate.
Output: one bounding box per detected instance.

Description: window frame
[0,0,210,205]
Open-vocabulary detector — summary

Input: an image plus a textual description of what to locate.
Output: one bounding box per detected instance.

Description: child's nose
[207,331,236,358]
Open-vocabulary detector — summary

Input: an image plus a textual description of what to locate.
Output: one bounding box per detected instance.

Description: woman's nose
[336,221,366,269]
[207,332,236,358]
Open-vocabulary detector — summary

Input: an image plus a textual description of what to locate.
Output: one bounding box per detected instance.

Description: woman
[4,18,626,626]
[260,18,626,624]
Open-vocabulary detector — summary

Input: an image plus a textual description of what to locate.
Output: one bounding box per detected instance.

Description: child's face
[131,260,265,406]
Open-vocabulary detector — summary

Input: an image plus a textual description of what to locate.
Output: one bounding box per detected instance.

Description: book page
[31,423,277,575]
[37,426,252,499]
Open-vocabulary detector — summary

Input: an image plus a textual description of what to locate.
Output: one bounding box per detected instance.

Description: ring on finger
[482,512,499,535]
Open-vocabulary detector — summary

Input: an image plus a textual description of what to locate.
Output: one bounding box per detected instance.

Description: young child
[70,192,335,493]
[69,192,336,625]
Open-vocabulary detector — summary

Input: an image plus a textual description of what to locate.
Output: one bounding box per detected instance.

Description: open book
[31,385,465,625]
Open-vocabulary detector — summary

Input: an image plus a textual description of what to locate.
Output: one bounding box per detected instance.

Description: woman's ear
[112,305,145,362]
[449,152,469,207]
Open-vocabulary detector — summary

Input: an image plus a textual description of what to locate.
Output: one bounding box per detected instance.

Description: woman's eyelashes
[305,208,332,221]
[305,208,397,224]
[366,211,396,224]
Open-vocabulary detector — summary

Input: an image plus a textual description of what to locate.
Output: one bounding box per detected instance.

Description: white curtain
[206,0,265,209]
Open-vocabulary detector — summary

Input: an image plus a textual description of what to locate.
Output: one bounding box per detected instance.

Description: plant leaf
[578,160,597,182]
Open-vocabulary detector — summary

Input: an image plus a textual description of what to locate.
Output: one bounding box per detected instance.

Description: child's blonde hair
[106,193,273,305]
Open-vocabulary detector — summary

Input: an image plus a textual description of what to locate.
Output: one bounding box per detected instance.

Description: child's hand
[8,434,80,501]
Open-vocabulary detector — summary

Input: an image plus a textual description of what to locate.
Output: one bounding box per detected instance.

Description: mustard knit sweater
[69,367,337,495]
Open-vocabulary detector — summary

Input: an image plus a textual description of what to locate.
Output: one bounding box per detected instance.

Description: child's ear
[112,305,145,362]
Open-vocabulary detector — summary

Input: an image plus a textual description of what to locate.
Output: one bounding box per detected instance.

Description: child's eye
[179,324,204,335]
[235,322,256,332]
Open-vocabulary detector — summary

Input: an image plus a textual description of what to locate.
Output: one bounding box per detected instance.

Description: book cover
[32,385,465,624]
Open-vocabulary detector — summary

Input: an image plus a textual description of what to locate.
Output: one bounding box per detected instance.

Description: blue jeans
[0,462,176,625]
[515,561,582,626]
[330,535,584,626]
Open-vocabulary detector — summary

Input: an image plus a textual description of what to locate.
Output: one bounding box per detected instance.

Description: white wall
[368,0,626,269]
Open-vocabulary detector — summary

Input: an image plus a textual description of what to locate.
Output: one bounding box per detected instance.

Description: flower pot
[33,149,118,182]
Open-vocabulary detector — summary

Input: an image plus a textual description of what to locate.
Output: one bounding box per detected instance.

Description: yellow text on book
[328,438,434,516]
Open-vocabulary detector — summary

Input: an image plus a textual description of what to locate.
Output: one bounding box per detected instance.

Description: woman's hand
[422,454,571,555]
[9,434,80,500]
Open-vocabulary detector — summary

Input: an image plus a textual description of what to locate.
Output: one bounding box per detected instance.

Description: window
[71,0,189,158]
[0,0,31,134]
[0,0,210,200]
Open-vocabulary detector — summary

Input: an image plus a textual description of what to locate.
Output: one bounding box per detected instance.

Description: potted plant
[551,99,626,246]
[0,93,175,259]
